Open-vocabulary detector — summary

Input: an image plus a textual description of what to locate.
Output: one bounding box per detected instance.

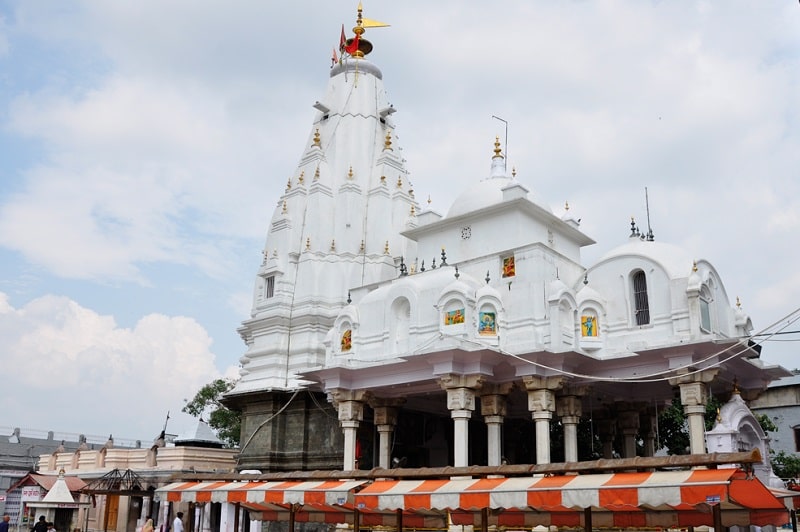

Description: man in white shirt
[172,512,184,532]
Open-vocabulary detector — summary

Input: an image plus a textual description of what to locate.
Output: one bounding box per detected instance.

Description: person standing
[32,516,47,532]
[172,513,184,532]
[1,514,11,532]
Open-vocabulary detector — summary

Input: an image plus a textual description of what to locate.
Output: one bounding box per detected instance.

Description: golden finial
[493,136,503,159]
[312,128,321,147]
[427,195,432,205]
[314,165,320,181]
[305,237,311,251]
[692,260,698,272]
[384,130,393,151]
[281,200,287,214]
[380,175,386,185]
[286,177,292,191]
[396,175,403,188]
[384,240,390,254]
[410,205,415,216]
[298,170,305,184]
[512,166,517,177]
[409,263,416,274]
[330,239,336,251]
[359,240,365,253]
[348,166,354,180]
[716,407,722,423]
[736,296,741,308]
[564,201,570,211]
[409,188,414,197]
[732,377,740,395]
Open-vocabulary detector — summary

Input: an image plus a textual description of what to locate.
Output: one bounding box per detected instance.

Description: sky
[1,1,799,444]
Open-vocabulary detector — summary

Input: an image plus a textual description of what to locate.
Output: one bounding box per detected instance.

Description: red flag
[339,24,347,52]
[344,33,359,55]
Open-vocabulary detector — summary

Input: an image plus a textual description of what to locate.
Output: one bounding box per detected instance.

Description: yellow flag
[361,17,390,28]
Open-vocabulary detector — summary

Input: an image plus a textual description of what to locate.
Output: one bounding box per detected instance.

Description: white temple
[225,5,789,473]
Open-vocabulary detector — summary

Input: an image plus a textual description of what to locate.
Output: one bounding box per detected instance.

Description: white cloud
[0,292,221,438]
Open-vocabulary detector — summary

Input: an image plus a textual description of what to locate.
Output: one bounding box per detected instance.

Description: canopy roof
[157,452,796,529]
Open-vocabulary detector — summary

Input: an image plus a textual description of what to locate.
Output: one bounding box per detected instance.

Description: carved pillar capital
[527,388,556,414]
[522,375,566,392]
[439,374,485,391]
[329,389,369,422]
[447,387,477,412]
[556,395,583,419]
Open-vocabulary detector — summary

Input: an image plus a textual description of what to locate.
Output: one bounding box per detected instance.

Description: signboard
[21,487,43,501]
[706,495,721,504]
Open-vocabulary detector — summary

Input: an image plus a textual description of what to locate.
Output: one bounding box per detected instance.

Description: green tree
[183,378,241,447]
[771,451,800,481]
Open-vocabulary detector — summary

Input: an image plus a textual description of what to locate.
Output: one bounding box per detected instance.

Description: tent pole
[288,505,295,532]
[396,509,403,532]
[712,504,722,532]
[791,509,797,532]
[481,508,488,532]
[233,503,240,532]
[584,507,592,532]
[354,508,360,532]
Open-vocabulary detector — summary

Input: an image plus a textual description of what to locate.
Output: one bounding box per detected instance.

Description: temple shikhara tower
[224,6,790,478]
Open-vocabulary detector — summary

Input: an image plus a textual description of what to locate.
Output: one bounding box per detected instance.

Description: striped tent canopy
[355,469,789,528]
[157,479,445,527]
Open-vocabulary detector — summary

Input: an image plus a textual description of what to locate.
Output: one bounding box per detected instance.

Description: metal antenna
[492,115,508,172]
[645,187,654,241]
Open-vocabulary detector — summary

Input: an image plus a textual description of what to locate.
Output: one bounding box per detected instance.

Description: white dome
[597,238,696,279]
[447,178,513,218]
[446,177,552,218]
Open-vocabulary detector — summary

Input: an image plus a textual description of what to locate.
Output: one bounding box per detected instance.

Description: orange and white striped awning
[156,479,446,527]
[355,469,789,528]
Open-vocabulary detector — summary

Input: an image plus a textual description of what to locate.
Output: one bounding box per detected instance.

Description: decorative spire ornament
[409,205,415,216]
[380,175,386,185]
[493,136,503,159]
[359,240,365,253]
[282,200,288,214]
[312,128,321,147]
[454,265,460,280]
[305,237,311,251]
[286,177,292,191]
[384,240,390,254]
[420,260,426,272]
[396,175,403,188]
[512,166,517,178]
[692,260,698,272]
[485,271,490,284]
[440,247,448,266]
[736,296,741,308]
[399,257,408,277]
[348,166,354,180]
[347,291,352,304]
[330,239,336,251]
[298,170,304,184]
[384,130,393,151]
[314,165,320,181]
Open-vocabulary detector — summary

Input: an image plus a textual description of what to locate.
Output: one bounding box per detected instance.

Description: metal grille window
[265,275,275,298]
[633,270,650,325]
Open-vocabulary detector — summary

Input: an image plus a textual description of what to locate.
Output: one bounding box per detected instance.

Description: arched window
[632,270,650,325]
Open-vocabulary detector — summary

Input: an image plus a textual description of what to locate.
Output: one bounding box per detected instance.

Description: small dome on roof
[446,177,552,218]
[597,238,696,280]
[174,419,224,449]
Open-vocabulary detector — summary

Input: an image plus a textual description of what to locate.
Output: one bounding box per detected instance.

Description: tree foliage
[771,451,800,481]
[183,378,241,448]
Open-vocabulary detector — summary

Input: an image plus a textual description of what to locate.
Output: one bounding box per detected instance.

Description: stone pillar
[669,369,718,455]
[596,418,617,459]
[523,376,564,464]
[370,398,405,469]
[617,404,641,459]
[556,394,583,463]
[330,389,368,470]
[440,374,484,467]
[480,384,513,466]
[640,410,657,457]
